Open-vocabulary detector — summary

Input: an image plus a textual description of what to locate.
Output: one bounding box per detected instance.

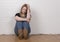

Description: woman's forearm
[27,13,30,19]
[27,8,31,19]
[15,16,27,21]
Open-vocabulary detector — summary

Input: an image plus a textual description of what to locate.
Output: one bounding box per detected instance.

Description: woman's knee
[16,21,23,29]
[23,22,29,28]
[16,21,22,24]
[23,21,29,25]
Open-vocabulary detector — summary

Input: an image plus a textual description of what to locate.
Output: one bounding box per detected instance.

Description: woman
[14,4,31,39]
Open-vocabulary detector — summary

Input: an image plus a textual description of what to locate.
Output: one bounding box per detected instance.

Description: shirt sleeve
[15,13,20,17]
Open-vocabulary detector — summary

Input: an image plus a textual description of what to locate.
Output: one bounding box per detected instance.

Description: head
[20,4,28,14]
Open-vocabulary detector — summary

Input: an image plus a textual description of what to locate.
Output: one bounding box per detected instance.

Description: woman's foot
[18,33,23,40]
[18,29,23,40]
[23,29,28,40]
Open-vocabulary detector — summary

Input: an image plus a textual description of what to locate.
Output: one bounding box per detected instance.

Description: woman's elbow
[15,16,20,21]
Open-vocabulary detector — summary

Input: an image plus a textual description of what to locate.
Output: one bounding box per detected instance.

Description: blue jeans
[14,21,31,36]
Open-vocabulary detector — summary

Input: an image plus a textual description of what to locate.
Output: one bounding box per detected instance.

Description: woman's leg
[14,21,23,39]
[23,21,31,39]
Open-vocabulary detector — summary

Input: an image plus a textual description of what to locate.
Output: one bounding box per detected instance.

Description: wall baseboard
[0,34,60,36]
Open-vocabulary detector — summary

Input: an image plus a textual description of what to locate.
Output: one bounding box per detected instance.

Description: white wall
[0,0,60,34]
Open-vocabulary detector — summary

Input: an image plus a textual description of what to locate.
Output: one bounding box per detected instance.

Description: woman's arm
[15,16,27,21]
[27,5,31,21]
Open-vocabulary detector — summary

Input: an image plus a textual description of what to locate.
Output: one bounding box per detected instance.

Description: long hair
[20,4,28,15]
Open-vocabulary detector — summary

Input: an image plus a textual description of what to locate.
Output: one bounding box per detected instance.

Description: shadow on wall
[30,8,40,34]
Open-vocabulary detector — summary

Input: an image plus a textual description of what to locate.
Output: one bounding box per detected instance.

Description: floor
[0,34,60,42]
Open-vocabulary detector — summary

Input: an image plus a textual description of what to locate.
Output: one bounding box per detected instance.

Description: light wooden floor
[0,34,60,42]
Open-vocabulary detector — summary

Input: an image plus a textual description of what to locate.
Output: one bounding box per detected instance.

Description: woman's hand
[27,4,30,9]
[27,4,31,13]
[26,18,30,22]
